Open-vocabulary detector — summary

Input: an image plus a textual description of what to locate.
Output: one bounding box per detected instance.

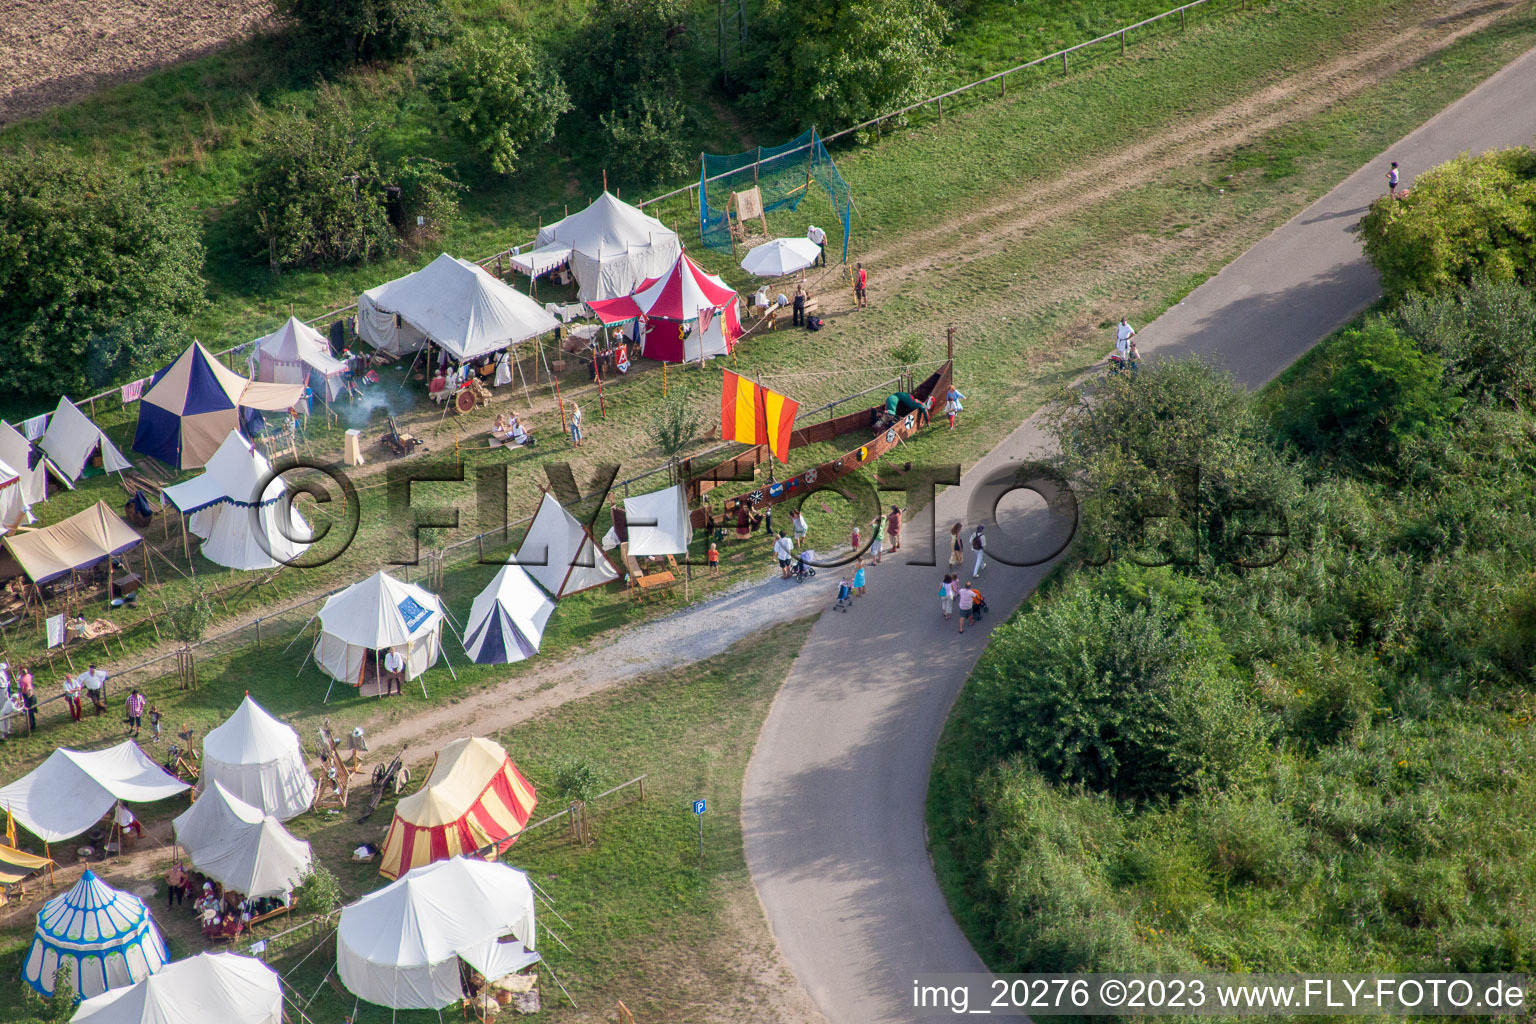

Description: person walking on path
[855,263,869,310]
[939,574,956,620]
[124,689,146,737]
[956,582,976,633]
[886,506,903,553]
[62,674,83,722]
[849,522,862,557]
[791,509,808,548]
[166,863,189,909]
[1116,317,1136,359]
[707,541,719,570]
[948,522,965,572]
[808,224,827,266]
[971,524,987,577]
[944,386,965,430]
[1387,160,1401,197]
[852,561,867,598]
[869,516,885,565]
[773,532,795,579]
[569,401,584,448]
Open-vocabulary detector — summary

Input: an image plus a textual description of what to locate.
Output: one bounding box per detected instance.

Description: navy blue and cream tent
[461,564,555,665]
[23,869,169,1000]
[132,342,305,470]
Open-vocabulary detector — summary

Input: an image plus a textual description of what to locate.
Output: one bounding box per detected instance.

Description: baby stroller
[790,554,816,583]
[834,580,853,611]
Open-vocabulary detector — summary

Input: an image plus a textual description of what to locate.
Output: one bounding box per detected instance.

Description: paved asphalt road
[741,43,1536,1024]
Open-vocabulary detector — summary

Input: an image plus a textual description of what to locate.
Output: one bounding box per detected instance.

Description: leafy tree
[240,89,461,269]
[646,391,703,460]
[752,0,949,135]
[1360,147,1536,300]
[552,755,601,804]
[171,581,214,644]
[967,572,1263,801]
[423,28,570,175]
[1390,277,1536,409]
[562,0,695,188]
[274,0,450,64]
[1284,322,1461,467]
[293,864,345,916]
[0,148,204,397]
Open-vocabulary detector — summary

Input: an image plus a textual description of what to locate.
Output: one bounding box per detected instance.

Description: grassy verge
[0,618,815,1022]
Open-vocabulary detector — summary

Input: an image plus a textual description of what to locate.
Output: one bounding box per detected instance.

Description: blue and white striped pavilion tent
[23,869,169,1000]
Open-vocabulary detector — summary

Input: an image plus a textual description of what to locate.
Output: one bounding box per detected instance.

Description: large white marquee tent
[358,253,559,361]
[0,741,189,844]
[72,952,281,1024]
[198,695,316,819]
[312,571,446,694]
[516,191,680,303]
[337,857,538,1010]
[161,431,311,571]
[172,782,312,898]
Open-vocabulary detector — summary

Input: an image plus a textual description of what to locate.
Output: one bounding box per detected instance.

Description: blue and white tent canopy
[461,564,555,665]
[24,869,169,1000]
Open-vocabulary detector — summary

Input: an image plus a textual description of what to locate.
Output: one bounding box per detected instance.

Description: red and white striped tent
[587,252,742,364]
[378,737,538,880]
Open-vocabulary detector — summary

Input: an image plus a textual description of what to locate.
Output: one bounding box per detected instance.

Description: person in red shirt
[855,263,869,310]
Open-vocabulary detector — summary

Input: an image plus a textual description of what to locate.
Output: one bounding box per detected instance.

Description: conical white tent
[525,191,681,302]
[161,431,311,571]
[38,398,132,484]
[515,493,619,599]
[0,421,48,505]
[172,782,312,897]
[72,952,281,1024]
[461,565,555,665]
[313,571,444,689]
[250,316,348,401]
[198,695,315,819]
[24,870,169,1000]
[358,253,559,360]
[337,857,538,1010]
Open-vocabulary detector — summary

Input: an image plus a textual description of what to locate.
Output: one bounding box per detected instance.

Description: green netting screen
[700,128,852,262]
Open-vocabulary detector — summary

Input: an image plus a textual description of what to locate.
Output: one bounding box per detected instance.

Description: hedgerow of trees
[240,89,462,269]
[274,0,451,64]
[0,149,204,397]
[422,28,571,176]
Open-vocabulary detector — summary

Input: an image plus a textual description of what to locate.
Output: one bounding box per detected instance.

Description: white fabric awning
[0,741,189,843]
[509,243,572,278]
[72,952,282,1024]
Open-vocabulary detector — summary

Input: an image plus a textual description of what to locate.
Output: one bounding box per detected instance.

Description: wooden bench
[247,905,291,929]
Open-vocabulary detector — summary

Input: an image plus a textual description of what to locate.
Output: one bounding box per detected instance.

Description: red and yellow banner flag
[721,370,799,463]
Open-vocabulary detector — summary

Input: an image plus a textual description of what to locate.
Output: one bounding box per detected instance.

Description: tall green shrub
[274,0,451,64]
[0,149,204,397]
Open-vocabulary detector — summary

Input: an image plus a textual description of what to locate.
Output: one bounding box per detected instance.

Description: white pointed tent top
[535,191,678,260]
[72,952,282,1024]
[172,781,313,897]
[514,492,619,599]
[462,564,555,664]
[0,421,48,505]
[317,570,443,649]
[38,397,132,482]
[360,254,559,362]
[253,316,347,377]
[203,695,303,766]
[161,430,283,515]
[0,740,189,843]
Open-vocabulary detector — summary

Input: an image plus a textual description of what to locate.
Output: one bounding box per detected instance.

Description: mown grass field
[0,620,815,1023]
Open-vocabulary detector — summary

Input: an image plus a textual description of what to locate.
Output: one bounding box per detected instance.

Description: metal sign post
[693,798,706,864]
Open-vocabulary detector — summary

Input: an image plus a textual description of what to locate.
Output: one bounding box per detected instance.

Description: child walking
[852,560,867,598]
[707,541,719,570]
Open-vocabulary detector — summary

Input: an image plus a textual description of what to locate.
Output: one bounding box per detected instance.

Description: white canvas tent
[312,571,446,694]
[0,741,189,844]
[172,782,312,897]
[72,952,282,1024]
[161,431,311,571]
[249,316,348,402]
[337,857,538,1010]
[515,492,619,599]
[525,192,681,303]
[461,564,555,665]
[198,695,316,819]
[38,398,132,484]
[0,422,48,506]
[358,253,559,361]
[678,311,736,363]
[0,457,35,534]
[601,484,693,557]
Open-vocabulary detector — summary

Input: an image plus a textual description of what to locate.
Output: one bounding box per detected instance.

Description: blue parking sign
[693,799,707,815]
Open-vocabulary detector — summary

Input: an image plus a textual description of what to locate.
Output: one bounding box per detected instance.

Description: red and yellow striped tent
[378,737,538,880]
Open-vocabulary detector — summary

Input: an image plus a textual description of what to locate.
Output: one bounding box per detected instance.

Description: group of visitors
[166,862,291,942]
[0,661,36,737]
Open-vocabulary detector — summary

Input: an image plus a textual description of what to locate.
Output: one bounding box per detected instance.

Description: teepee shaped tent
[461,564,555,665]
[514,492,620,599]
[173,782,312,897]
[23,870,169,1000]
[251,316,348,401]
[72,952,281,1024]
[0,421,48,505]
[0,457,34,534]
[313,571,445,691]
[198,695,316,819]
[132,342,304,469]
[160,431,311,571]
[38,398,132,484]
